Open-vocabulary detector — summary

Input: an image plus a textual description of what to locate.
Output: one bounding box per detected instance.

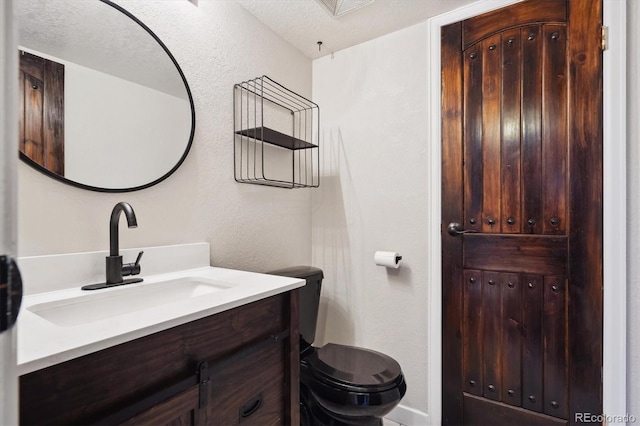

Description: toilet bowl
[269,266,406,426]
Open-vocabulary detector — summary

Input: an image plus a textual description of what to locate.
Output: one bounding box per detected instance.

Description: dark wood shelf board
[236,127,317,150]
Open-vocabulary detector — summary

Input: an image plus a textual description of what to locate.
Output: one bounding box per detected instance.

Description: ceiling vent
[315,0,375,18]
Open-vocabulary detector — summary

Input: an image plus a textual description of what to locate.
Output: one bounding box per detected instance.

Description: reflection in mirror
[18,0,195,191]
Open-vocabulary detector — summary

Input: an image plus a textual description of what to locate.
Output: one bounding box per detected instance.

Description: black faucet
[82,202,144,290]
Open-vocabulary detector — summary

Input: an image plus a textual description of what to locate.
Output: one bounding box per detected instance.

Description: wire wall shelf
[234,76,320,188]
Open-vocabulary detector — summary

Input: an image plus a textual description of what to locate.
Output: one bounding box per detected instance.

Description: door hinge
[601,25,608,51]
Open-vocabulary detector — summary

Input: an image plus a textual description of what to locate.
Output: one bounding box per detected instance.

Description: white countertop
[17,266,304,376]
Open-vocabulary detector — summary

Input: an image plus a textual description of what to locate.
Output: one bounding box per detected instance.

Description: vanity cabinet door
[120,386,200,426]
[200,340,286,425]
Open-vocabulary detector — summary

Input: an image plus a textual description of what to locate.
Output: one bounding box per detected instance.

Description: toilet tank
[268,266,323,351]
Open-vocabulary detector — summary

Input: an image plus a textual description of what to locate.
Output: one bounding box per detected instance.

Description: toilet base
[301,385,383,426]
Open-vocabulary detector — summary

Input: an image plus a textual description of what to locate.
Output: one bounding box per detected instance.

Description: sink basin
[27,277,232,327]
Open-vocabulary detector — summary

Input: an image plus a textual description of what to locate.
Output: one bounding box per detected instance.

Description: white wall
[64,60,190,188]
[312,23,431,415]
[18,0,313,277]
[628,0,640,420]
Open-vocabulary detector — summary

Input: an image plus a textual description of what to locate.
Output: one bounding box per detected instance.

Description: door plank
[543,276,568,419]
[463,270,483,396]
[522,274,543,413]
[501,273,522,407]
[542,25,568,235]
[463,234,567,276]
[19,52,44,166]
[19,71,25,154]
[500,29,522,234]
[481,35,502,233]
[43,59,65,176]
[567,1,603,418]
[23,74,44,166]
[464,44,484,231]
[481,271,502,401]
[521,25,543,234]
[441,21,465,426]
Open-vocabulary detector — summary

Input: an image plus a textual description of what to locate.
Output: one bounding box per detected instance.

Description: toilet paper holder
[374,251,402,268]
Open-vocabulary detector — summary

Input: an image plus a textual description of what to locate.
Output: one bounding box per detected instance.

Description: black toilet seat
[304,343,404,393]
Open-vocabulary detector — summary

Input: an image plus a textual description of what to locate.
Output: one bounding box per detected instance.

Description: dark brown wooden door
[441,1,602,425]
[18,51,65,176]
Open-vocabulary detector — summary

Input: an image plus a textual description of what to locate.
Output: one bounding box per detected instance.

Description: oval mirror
[17,0,195,192]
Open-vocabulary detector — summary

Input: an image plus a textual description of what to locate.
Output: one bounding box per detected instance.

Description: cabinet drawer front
[120,386,199,426]
[202,340,286,425]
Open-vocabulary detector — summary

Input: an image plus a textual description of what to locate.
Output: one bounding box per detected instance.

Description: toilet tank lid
[268,266,323,281]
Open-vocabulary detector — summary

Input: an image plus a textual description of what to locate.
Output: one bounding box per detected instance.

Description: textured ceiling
[234,0,478,60]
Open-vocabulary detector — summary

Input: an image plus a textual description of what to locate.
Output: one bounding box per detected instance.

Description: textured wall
[312,22,431,414]
[17,0,312,276]
[628,0,640,419]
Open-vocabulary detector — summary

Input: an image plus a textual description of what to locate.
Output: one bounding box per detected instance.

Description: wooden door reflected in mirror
[19,51,65,177]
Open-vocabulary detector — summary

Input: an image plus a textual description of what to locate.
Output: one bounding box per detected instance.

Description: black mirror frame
[19,0,196,193]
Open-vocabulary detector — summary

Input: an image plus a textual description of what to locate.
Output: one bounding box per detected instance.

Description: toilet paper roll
[374,251,402,269]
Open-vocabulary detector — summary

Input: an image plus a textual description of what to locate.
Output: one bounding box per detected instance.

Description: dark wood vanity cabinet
[19,290,300,426]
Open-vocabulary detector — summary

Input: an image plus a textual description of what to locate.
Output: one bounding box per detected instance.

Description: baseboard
[386,404,430,426]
